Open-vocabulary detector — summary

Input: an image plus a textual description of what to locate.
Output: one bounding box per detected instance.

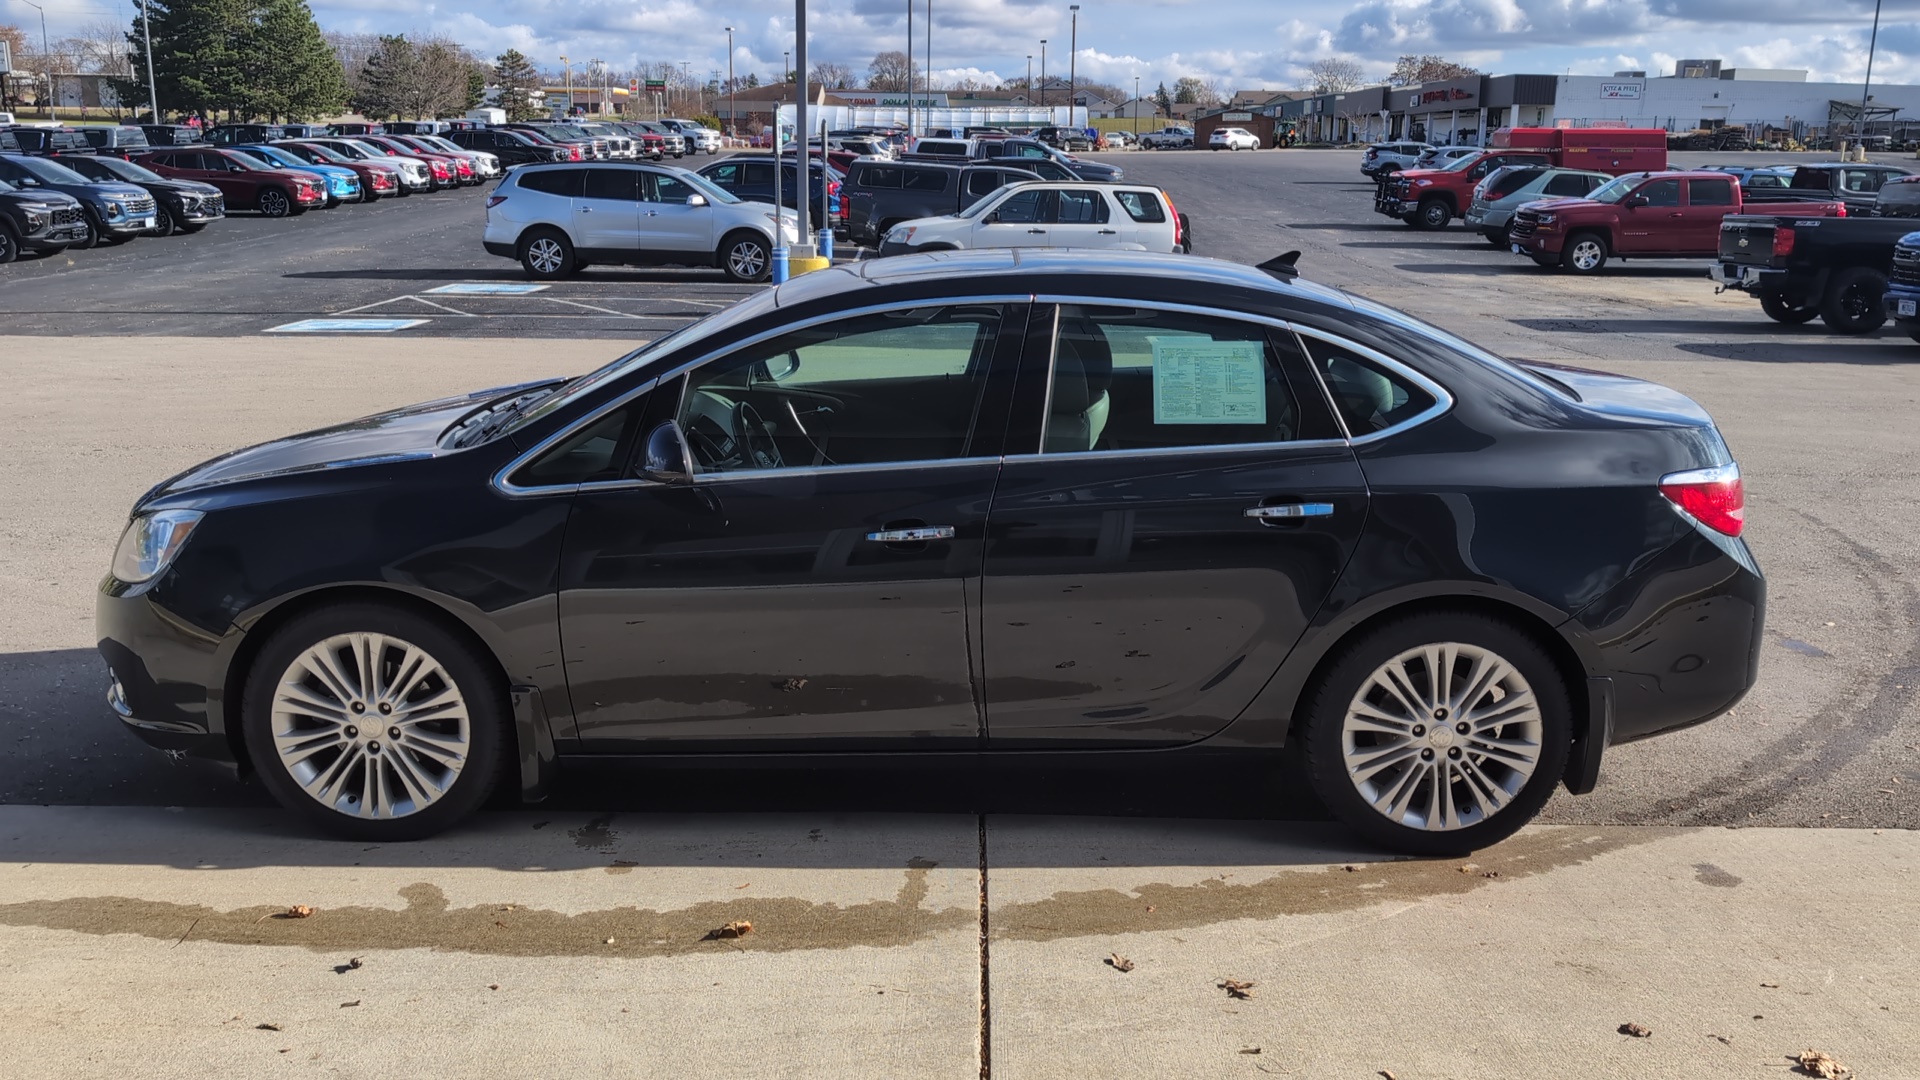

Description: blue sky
[11,0,1920,91]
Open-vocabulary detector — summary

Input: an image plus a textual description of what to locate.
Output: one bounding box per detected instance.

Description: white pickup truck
[1139,126,1195,150]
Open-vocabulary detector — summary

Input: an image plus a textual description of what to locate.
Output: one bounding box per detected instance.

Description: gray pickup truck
[1777,163,1912,214]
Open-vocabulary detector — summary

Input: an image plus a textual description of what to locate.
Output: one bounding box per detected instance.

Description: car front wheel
[259,188,292,218]
[0,224,17,264]
[720,231,771,282]
[242,603,511,841]
[1413,198,1451,230]
[1560,233,1608,273]
[1303,613,1573,856]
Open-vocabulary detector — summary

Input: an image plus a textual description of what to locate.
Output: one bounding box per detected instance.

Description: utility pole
[140,0,159,122]
[1026,55,1032,103]
[1069,5,1078,129]
[1039,40,1047,111]
[906,0,913,138]
[725,26,735,137]
[559,55,570,117]
[1860,0,1884,154]
[589,59,603,115]
[925,0,932,132]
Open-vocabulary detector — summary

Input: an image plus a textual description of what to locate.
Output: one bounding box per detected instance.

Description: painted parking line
[424,283,552,295]
[265,318,430,333]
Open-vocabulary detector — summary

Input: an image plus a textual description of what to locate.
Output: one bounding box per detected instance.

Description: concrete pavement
[0,807,1912,1078]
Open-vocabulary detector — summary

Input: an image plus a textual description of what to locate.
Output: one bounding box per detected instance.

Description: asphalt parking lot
[3,147,1919,1077]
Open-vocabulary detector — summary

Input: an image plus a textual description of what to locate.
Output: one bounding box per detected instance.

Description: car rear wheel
[1819,267,1888,334]
[719,231,771,283]
[519,228,577,280]
[242,603,510,841]
[259,188,292,218]
[0,224,17,264]
[1412,198,1451,231]
[1760,291,1819,324]
[1560,233,1608,273]
[1302,612,1573,856]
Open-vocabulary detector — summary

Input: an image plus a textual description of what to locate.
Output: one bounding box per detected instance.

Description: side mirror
[686,193,708,207]
[640,420,696,485]
[985,211,1002,224]
[1623,195,1649,208]
[230,164,247,173]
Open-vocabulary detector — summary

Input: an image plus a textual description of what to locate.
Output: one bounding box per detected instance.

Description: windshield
[677,170,742,205]
[1588,175,1645,203]
[500,288,782,436]
[90,156,165,183]
[243,146,299,168]
[419,136,461,153]
[223,152,272,171]
[1437,153,1480,173]
[0,177,14,193]
[11,157,91,184]
[291,142,349,163]
[343,139,390,158]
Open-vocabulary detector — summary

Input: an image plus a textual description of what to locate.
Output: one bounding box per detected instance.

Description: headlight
[110,510,205,584]
[1413,179,1432,187]
[1536,213,1557,224]
[105,200,126,216]
[24,210,47,229]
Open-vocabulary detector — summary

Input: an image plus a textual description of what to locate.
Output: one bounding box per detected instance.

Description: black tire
[1908,328,1920,345]
[242,602,511,841]
[259,187,293,218]
[71,212,103,250]
[1819,267,1888,334]
[1483,227,1510,247]
[518,227,577,280]
[156,204,184,237]
[180,222,208,234]
[1412,198,1451,230]
[1759,291,1819,324]
[1301,611,1574,856]
[361,186,380,204]
[1560,232,1609,273]
[1378,163,1400,175]
[719,230,771,282]
[0,223,17,264]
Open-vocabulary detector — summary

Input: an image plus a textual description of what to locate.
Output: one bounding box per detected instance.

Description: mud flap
[1564,676,1614,795]
[510,685,557,802]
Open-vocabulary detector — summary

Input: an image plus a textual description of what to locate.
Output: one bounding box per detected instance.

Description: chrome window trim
[491,294,1034,498]
[1289,323,1455,446]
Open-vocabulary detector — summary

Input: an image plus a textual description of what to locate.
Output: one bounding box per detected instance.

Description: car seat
[1045,318,1113,452]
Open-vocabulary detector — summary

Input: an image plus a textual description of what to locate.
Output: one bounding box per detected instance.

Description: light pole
[925,0,932,129]
[906,0,913,137]
[21,0,52,122]
[136,0,159,122]
[1069,5,1078,128]
[1026,55,1033,104]
[724,27,735,137]
[589,59,603,115]
[1860,0,1884,151]
[559,55,570,117]
[1039,40,1047,110]
[1133,74,1139,141]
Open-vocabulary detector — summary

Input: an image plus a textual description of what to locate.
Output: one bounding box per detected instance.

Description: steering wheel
[733,401,784,471]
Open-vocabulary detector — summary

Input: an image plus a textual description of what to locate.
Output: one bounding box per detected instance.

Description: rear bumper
[484,239,517,259]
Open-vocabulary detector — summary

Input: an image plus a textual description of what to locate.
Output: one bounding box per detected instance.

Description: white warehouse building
[1547,66,1920,136]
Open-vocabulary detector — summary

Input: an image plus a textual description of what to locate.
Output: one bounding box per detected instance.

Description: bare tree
[867,50,917,92]
[808,61,852,88]
[1308,57,1366,94]
[1390,54,1480,87]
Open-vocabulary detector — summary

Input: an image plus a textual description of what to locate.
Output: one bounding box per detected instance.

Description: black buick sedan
[97,251,1762,854]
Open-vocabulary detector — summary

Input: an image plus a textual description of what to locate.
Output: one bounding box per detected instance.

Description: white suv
[877,182,1182,256]
[1209,127,1260,151]
[483,162,799,282]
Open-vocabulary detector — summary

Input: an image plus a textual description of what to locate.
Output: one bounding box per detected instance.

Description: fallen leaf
[1219,979,1256,1000]
[347,956,363,970]
[703,920,754,940]
[1237,1047,1261,1054]
[1380,1072,1398,1080]
[287,905,315,919]
[499,904,517,911]
[495,921,507,929]
[1761,982,1780,988]
[781,677,809,691]
[488,984,500,991]
[1618,1022,1653,1038]
[339,1000,360,1008]
[735,883,750,889]
[256,1023,282,1032]
[1481,871,1502,879]
[1708,1034,1733,1046]
[1146,905,1156,913]
[1342,865,1359,872]
[1794,1049,1849,1078]
[1107,952,1135,973]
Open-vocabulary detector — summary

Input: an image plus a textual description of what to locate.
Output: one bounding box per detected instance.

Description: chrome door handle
[578,206,592,213]
[865,526,956,543]
[1245,503,1335,520]
[1027,228,1047,234]
[1097,228,1117,234]
[643,210,659,216]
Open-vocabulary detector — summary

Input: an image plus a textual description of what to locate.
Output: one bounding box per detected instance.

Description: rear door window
[859,165,902,189]
[1688,177,1734,206]
[583,168,639,201]
[1297,335,1438,437]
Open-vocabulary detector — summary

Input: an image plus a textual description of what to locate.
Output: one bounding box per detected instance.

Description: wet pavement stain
[1693,862,1743,888]
[569,814,619,852]
[993,827,1673,942]
[0,828,1670,957]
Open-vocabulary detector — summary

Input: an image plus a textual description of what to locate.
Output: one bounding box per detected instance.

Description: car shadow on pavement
[1508,317,1846,335]
[1396,262,1711,278]
[1341,239,1499,251]
[1673,340,1920,364]
[283,268,749,285]
[1277,222,1411,231]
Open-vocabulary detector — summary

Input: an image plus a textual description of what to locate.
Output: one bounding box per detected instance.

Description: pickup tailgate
[1719,216,1781,268]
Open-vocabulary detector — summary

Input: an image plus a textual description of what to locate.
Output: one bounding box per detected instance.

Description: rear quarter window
[902,168,950,192]
[856,165,902,189]
[1114,190,1166,222]
[517,168,583,197]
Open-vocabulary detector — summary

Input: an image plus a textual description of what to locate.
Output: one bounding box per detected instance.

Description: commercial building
[1275,60,1920,145]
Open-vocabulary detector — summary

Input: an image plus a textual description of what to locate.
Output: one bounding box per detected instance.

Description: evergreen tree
[464,66,486,112]
[491,49,541,122]
[247,0,345,120]
[351,34,415,120]
[125,0,342,120]
[1153,81,1172,117]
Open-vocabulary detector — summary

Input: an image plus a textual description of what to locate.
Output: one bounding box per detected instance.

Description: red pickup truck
[1508,171,1846,273]
[1374,126,1667,230]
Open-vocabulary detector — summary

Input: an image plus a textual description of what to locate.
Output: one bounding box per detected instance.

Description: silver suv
[481,162,798,282]
[1361,141,1433,177]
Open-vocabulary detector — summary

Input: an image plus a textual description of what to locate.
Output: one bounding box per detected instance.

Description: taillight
[1773,225,1795,258]
[1165,191,1182,246]
[486,195,507,208]
[570,146,583,161]
[1835,203,1847,218]
[1660,464,1745,537]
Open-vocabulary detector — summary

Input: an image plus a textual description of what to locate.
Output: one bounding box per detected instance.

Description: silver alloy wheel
[727,238,767,279]
[1569,238,1604,271]
[270,632,470,820]
[261,189,288,217]
[526,237,564,275]
[1340,642,1544,832]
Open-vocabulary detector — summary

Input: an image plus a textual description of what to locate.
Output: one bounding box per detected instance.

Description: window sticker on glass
[1149,338,1267,424]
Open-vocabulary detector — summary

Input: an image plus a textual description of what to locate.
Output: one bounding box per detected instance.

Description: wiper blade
[453,389,553,448]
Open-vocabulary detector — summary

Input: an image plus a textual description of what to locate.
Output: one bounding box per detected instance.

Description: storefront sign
[1411,88,1475,107]
[838,94,950,108]
[1223,111,1253,121]
[1600,82,1643,99]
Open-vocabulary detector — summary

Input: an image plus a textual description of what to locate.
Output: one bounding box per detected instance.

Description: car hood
[44,180,150,202]
[139,378,563,505]
[141,178,225,198]
[1517,197,1595,213]
[0,188,82,209]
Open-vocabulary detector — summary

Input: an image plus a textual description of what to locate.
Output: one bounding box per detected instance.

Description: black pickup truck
[1709,213,1918,332]
[1776,163,1912,215]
